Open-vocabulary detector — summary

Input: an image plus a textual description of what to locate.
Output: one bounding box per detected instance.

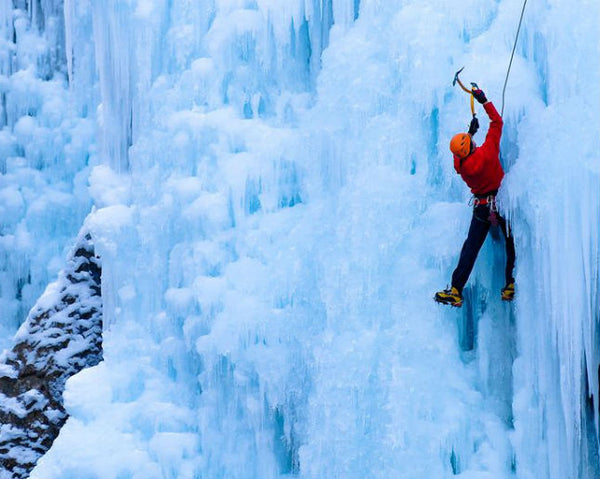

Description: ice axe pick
[453,67,477,117]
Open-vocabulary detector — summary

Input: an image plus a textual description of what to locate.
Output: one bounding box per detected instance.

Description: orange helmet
[450,133,472,158]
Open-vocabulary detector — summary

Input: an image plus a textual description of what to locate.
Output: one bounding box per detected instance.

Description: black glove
[472,89,487,104]
[468,116,479,136]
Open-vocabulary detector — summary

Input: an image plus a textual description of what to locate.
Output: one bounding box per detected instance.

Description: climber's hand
[468,116,479,136]
[472,88,487,104]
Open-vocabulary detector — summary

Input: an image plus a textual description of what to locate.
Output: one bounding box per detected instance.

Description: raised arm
[482,101,503,151]
[472,87,503,155]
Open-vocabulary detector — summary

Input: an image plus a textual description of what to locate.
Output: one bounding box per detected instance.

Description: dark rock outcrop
[0,233,102,479]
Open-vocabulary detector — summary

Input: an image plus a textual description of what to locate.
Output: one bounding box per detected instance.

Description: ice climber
[434,87,515,308]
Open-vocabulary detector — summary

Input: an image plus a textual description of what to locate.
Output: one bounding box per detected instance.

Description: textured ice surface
[0,0,94,353]
[0,0,597,478]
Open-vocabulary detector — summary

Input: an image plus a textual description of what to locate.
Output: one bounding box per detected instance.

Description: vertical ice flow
[0,0,94,353]
[0,0,596,478]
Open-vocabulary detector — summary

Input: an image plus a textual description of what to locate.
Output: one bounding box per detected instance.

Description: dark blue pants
[451,204,516,294]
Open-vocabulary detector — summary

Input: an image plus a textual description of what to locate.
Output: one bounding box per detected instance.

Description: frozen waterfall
[0,0,597,478]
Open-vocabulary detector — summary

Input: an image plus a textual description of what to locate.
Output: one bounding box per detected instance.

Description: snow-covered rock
[0,233,102,479]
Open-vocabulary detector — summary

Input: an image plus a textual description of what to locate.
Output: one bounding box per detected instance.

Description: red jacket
[453,101,504,195]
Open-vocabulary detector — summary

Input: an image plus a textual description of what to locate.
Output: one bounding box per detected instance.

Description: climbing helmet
[450,133,472,158]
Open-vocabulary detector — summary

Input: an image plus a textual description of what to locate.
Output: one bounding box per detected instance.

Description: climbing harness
[501,0,529,116]
[472,195,496,207]
[471,193,499,227]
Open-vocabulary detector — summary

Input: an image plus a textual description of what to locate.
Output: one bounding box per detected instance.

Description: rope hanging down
[501,0,529,116]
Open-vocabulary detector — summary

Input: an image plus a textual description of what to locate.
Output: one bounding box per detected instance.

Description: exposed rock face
[0,233,102,479]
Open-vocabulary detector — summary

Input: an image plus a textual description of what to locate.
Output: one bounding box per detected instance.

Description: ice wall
[504,2,600,476]
[0,0,95,352]
[0,0,594,477]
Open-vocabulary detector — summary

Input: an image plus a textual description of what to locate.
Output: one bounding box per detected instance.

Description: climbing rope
[501,0,529,116]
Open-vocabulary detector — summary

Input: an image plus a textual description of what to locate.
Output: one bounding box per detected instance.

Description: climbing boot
[434,287,463,308]
[501,282,515,301]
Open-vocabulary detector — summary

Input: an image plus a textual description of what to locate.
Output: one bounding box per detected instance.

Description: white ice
[0,0,597,478]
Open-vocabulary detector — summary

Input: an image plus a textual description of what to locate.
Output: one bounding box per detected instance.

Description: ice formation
[0,0,597,478]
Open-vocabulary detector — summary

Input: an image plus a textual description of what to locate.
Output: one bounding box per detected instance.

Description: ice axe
[453,67,478,118]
